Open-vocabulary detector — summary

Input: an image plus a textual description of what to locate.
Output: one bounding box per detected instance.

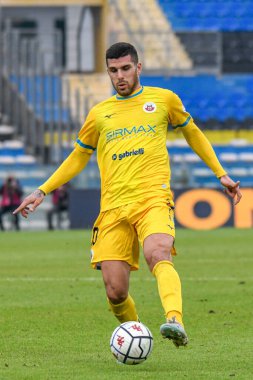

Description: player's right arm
[13,107,99,218]
[13,149,91,218]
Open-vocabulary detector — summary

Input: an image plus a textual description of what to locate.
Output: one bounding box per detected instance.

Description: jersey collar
[116,86,144,100]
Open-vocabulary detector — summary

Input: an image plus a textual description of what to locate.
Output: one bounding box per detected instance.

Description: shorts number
[91,227,99,245]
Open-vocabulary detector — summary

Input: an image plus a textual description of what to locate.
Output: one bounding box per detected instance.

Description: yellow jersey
[75,86,192,211]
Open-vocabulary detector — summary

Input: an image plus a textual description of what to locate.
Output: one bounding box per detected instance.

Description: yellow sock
[107,294,139,323]
[152,260,183,325]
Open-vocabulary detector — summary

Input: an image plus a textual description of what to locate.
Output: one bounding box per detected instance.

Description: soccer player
[13,42,242,348]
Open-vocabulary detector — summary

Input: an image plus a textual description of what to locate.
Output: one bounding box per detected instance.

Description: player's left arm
[167,91,242,205]
[219,174,242,205]
[181,122,242,205]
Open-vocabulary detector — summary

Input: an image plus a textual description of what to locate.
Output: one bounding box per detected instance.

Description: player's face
[107,55,142,96]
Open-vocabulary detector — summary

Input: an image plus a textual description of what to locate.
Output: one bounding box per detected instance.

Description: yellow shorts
[90,198,176,271]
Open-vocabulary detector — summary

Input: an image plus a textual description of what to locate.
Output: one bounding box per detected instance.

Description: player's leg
[10,205,20,230]
[56,207,61,229]
[13,212,20,230]
[143,233,183,323]
[133,200,188,346]
[90,208,140,323]
[47,208,54,230]
[0,207,5,230]
[101,260,138,323]
[0,206,10,231]
[143,233,188,346]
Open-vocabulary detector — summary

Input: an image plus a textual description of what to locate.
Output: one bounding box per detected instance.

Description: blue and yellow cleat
[160,317,188,348]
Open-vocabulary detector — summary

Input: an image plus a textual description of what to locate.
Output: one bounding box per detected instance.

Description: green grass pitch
[0,228,252,380]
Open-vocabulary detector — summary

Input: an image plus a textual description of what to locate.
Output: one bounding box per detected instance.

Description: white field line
[0,277,252,282]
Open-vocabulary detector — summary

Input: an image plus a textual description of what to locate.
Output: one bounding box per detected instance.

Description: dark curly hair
[106,42,138,65]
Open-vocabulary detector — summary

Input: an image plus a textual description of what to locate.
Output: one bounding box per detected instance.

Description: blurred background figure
[0,175,23,231]
[47,184,70,230]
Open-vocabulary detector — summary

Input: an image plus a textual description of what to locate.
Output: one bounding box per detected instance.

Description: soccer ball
[110,321,153,365]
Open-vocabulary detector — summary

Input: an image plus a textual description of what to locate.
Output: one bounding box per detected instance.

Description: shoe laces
[167,316,179,324]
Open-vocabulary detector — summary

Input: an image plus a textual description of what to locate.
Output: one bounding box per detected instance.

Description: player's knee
[106,285,128,305]
[145,241,173,271]
[147,254,173,272]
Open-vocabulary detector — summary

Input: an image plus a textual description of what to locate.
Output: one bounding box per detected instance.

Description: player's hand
[219,175,242,205]
[13,189,45,218]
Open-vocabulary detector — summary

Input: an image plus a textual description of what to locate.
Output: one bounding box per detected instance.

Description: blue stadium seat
[170,143,253,187]
[158,0,253,31]
[142,74,253,122]
[9,75,70,123]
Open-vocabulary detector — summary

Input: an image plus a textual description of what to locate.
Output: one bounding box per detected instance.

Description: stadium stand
[1,0,253,231]
[9,75,70,123]
[167,140,253,188]
[153,0,253,187]
[158,0,253,73]
[141,74,253,125]
[158,0,253,31]
[65,73,111,123]
[109,0,192,71]
[222,32,253,73]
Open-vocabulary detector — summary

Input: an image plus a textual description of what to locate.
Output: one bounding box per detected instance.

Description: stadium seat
[184,153,202,163]
[15,155,37,167]
[158,0,253,31]
[1,140,25,156]
[238,152,253,162]
[219,152,238,162]
[0,125,15,141]
[9,75,70,123]
[142,74,253,123]
[0,155,16,165]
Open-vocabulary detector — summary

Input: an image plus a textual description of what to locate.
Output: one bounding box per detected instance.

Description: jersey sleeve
[74,107,99,154]
[167,91,192,130]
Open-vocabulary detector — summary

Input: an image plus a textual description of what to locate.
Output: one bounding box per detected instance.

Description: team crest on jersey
[143,102,157,113]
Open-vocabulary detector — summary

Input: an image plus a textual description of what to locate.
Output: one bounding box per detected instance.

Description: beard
[113,72,139,96]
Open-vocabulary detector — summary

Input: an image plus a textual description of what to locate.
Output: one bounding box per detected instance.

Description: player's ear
[137,62,142,76]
